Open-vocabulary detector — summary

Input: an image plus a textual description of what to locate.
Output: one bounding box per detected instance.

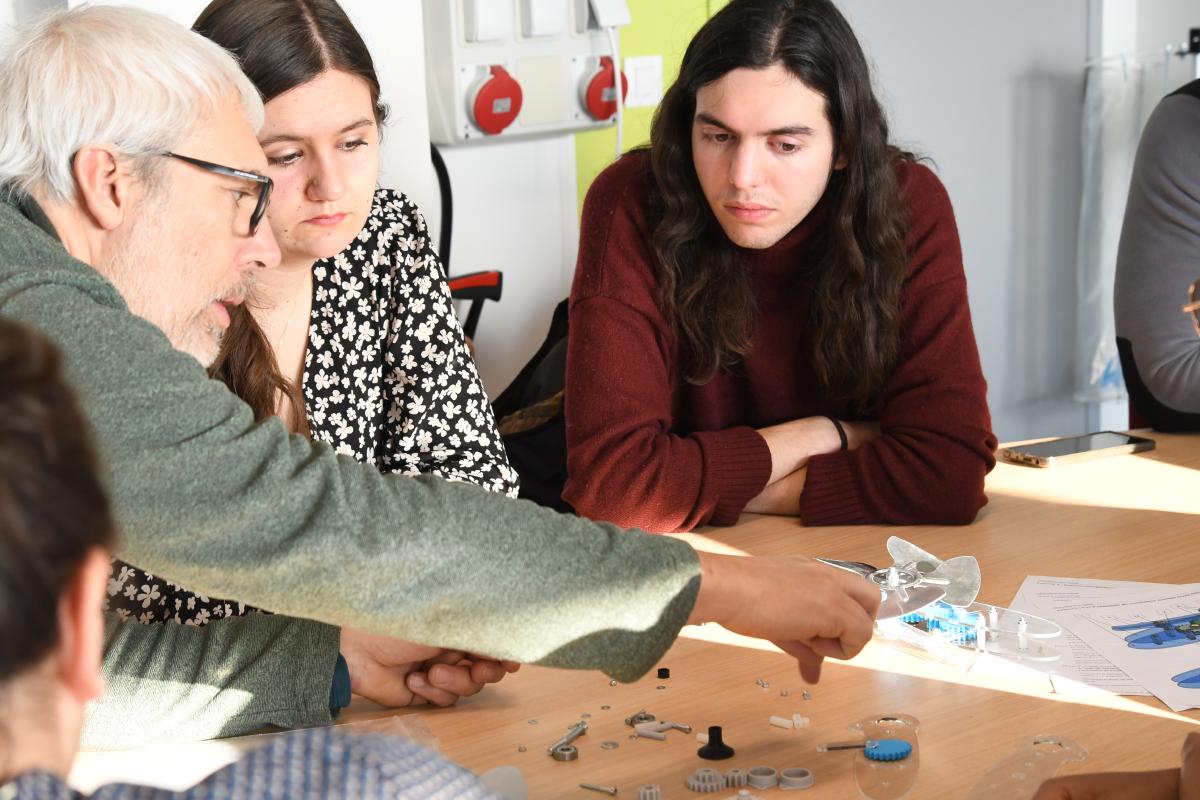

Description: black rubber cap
[697,725,735,760]
[657,667,670,679]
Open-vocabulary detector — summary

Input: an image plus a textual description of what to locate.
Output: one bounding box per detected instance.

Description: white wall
[807,1,1097,442]
[50,0,437,217]
[437,136,580,394]
[0,0,63,31]
[6,1,1195,436]
[1137,0,1198,90]
[436,3,1099,439]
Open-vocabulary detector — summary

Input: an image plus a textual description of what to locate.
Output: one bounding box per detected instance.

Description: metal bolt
[580,783,618,796]
[670,721,693,734]
[547,720,588,754]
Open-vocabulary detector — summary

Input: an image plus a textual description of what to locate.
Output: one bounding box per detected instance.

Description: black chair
[432,143,503,340]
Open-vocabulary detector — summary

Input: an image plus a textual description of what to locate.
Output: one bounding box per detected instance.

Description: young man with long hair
[565,0,998,531]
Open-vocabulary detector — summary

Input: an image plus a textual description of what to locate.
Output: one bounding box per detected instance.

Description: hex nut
[550,745,578,762]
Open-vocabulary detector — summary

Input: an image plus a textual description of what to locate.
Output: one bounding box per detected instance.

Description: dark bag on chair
[493,299,573,512]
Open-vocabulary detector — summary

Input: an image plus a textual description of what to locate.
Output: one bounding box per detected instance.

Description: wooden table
[72,432,1200,797]
[341,431,1200,798]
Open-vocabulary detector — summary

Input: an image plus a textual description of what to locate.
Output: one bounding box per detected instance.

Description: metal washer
[551,745,579,762]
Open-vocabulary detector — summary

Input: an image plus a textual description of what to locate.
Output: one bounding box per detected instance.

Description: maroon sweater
[564,153,997,532]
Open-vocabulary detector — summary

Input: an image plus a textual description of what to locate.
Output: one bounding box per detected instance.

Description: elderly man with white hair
[0,5,878,750]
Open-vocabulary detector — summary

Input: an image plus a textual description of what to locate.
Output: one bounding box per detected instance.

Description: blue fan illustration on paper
[1111,612,1200,689]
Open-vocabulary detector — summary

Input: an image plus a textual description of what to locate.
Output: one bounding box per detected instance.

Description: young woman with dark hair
[564,0,997,531]
[106,0,518,626]
[0,318,503,798]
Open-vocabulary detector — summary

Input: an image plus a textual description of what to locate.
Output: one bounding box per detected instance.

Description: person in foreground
[0,6,879,749]
[0,317,502,799]
[563,0,997,532]
[1033,732,1198,800]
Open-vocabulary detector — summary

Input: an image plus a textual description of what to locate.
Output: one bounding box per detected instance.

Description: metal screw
[528,719,539,725]
[609,679,618,686]
[580,783,618,796]
[670,721,693,734]
[547,720,588,754]
[600,705,611,710]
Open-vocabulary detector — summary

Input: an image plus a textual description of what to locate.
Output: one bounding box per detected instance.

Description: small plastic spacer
[747,766,778,790]
[779,767,815,790]
[657,667,670,679]
[864,739,913,762]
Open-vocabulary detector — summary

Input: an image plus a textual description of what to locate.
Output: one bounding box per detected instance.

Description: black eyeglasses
[1185,279,1200,338]
[161,152,273,236]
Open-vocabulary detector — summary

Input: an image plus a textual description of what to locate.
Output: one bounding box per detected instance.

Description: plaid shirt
[2,729,501,800]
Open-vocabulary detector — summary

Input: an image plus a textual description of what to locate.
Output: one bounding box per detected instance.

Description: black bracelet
[826,416,848,451]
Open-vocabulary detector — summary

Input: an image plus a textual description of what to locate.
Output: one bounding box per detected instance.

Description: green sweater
[0,197,701,749]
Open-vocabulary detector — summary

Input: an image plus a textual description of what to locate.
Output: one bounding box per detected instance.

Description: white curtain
[1076,59,1152,401]
[1075,57,1172,402]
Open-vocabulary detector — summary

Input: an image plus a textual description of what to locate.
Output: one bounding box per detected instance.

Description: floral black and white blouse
[107,189,518,625]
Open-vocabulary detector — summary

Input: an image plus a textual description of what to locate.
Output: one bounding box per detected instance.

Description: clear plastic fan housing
[848,714,920,800]
[967,736,1088,799]
[885,537,981,607]
[818,537,981,620]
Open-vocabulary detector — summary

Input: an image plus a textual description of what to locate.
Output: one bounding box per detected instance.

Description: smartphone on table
[999,431,1156,468]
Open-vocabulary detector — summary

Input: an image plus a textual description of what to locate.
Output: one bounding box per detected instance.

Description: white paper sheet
[1008,576,1170,696]
[1064,586,1200,712]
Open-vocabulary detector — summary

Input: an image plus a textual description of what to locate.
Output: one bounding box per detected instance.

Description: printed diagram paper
[1009,576,1162,696]
[1066,587,1200,712]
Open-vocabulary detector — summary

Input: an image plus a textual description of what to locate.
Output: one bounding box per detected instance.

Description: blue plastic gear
[864,739,913,762]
